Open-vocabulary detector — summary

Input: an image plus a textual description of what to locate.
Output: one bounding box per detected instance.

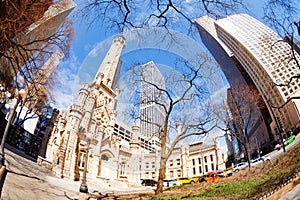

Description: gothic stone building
[40,36,227,186]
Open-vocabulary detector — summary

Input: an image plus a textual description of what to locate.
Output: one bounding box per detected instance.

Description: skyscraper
[140,61,166,138]
[25,49,64,109]
[196,15,272,156]
[0,0,76,86]
[196,14,300,140]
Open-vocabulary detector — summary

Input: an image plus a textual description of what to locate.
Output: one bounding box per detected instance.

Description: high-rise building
[196,15,273,156]
[0,0,76,87]
[25,49,64,109]
[196,14,300,142]
[140,61,166,138]
[285,35,300,55]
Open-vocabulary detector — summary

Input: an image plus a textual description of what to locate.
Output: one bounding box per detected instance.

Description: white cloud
[50,62,79,109]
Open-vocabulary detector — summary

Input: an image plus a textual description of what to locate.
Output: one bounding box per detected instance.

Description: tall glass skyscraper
[0,0,76,86]
[196,14,300,142]
[140,61,166,138]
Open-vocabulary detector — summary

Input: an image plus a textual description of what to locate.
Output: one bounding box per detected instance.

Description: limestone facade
[43,36,227,186]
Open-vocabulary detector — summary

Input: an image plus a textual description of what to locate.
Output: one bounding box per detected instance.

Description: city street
[1,135,300,200]
[0,146,153,200]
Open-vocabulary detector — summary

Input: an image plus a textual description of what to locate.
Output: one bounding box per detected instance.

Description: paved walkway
[278,184,300,200]
[2,144,300,199]
[1,147,153,200]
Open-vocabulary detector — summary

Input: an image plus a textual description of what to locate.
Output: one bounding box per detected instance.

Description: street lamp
[0,89,26,166]
[79,130,97,193]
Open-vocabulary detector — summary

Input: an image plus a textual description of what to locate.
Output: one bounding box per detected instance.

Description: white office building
[140,61,166,138]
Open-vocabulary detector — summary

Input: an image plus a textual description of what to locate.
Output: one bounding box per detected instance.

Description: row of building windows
[113,123,155,151]
[191,154,214,166]
[191,164,214,175]
[169,158,181,166]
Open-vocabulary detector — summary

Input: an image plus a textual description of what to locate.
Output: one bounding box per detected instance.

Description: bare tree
[263,0,299,38]
[0,0,74,94]
[79,0,246,33]
[215,85,266,168]
[123,54,217,195]
[0,0,74,142]
[262,0,300,107]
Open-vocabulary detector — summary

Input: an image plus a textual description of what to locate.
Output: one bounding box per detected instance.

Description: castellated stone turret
[46,35,126,181]
[94,36,126,89]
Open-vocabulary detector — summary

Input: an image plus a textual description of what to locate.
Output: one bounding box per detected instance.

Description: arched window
[101,154,109,161]
[78,149,86,168]
[120,162,126,176]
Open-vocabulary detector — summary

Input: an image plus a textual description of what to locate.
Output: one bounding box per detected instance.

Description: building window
[205,165,208,172]
[177,170,182,177]
[120,162,126,176]
[204,156,207,163]
[193,167,196,175]
[145,172,149,178]
[170,160,173,166]
[170,171,174,178]
[78,150,86,168]
[211,163,214,171]
[176,159,180,165]
[152,172,155,179]
[101,154,109,161]
[152,162,155,168]
[199,166,202,174]
[198,158,201,164]
[192,159,195,165]
[210,155,213,162]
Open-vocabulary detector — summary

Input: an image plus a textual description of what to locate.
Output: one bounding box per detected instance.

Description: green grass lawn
[147,141,300,200]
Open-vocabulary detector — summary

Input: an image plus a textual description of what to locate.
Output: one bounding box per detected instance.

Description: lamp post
[0,89,26,166]
[79,130,97,193]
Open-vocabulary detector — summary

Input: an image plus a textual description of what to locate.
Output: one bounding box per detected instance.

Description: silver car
[233,162,248,172]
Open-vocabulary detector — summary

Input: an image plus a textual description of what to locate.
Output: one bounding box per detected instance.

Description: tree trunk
[155,163,166,195]
[155,124,168,195]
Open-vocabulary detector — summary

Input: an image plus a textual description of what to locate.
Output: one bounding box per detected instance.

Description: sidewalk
[1,147,153,200]
[278,184,300,200]
[1,147,81,200]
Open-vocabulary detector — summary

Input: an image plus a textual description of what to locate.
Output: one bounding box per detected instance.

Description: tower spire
[94,36,126,89]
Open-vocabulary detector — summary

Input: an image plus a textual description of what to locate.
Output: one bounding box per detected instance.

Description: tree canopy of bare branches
[215,85,266,167]
[0,0,74,112]
[79,0,246,33]
[122,54,218,194]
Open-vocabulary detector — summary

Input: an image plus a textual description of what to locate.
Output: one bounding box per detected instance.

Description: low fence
[251,170,300,200]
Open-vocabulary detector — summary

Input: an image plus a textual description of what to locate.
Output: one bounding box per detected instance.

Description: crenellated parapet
[75,83,90,105]
[69,104,85,115]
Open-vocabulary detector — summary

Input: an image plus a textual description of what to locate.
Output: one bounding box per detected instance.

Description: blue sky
[53,0,300,109]
[51,0,300,145]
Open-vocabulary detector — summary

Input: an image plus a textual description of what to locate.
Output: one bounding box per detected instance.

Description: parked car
[202,172,220,182]
[176,177,198,184]
[215,168,233,177]
[141,179,157,186]
[251,156,271,167]
[163,179,182,187]
[251,157,264,167]
[222,167,233,177]
[233,162,248,172]
[261,156,271,161]
[284,135,296,146]
[274,143,283,150]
